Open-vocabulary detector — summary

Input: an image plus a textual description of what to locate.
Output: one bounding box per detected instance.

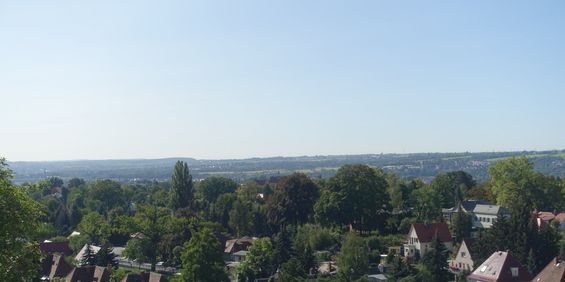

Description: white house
[404,223,453,258]
[442,200,509,229]
[450,238,475,272]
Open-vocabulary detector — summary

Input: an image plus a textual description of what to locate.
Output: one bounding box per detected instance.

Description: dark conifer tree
[80,244,97,266]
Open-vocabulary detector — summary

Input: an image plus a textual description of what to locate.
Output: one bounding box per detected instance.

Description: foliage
[179,227,229,282]
[319,164,390,231]
[238,237,275,281]
[421,235,449,282]
[78,211,111,245]
[197,176,238,203]
[0,158,43,281]
[267,173,319,228]
[337,232,369,281]
[170,161,193,211]
[450,210,472,243]
[96,245,119,267]
[80,244,97,266]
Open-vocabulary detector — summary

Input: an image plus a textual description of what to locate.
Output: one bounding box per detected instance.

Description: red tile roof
[538,212,556,222]
[467,251,532,282]
[532,257,565,282]
[411,223,452,243]
[555,213,565,224]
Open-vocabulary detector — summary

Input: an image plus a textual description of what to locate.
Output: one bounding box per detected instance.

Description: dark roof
[121,272,169,282]
[531,257,565,282]
[467,251,532,282]
[411,223,452,243]
[66,265,95,282]
[39,241,73,256]
[41,254,73,279]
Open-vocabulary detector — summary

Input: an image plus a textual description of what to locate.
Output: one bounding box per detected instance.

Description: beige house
[450,238,475,272]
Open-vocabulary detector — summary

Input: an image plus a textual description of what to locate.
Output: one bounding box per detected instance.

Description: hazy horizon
[5,147,565,163]
[2,1,564,161]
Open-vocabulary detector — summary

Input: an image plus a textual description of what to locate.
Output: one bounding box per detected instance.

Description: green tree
[78,211,111,245]
[170,161,193,211]
[429,171,475,208]
[323,164,390,232]
[337,232,369,282]
[179,228,229,282]
[96,245,119,267]
[421,235,449,282]
[238,238,275,281]
[133,204,173,271]
[450,210,472,243]
[0,158,43,281]
[197,176,238,203]
[273,226,292,267]
[267,173,319,229]
[229,199,253,237]
[277,257,307,282]
[489,157,536,210]
[85,179,125,216]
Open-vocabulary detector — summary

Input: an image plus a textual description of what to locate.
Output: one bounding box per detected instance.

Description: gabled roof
[462,238,475,258]
[461,200,492,213]
[39,241,73,256]
[531,257,565,282]
[410,223,452,243]
[121,272,169,282]
[75,244,101,263]
[41,254,73,279]
[224,236,258,253]
[467,251,532,282]
[538,212,557,222]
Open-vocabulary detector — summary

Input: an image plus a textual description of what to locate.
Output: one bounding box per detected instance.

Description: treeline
[2,156,565,281]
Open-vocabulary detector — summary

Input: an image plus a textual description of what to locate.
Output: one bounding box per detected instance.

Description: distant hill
[8,150,565,184]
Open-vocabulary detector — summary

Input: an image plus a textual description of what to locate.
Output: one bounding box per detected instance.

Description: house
[442,200,509,229]
[40,254,74,281]
[531,257,565,282]
[66,265,111,282]
[534,211,565,230]
[75,244,102,264]
[450,238,475,272]
[224,236,257,255]
[403,223,453,258]
[233,250,248,262]
[121,271,169,282]
[466,251,532,282]
[41,254,112,282]
[40,241,73,256]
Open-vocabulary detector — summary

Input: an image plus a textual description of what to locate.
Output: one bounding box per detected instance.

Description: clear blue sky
[1,1,564,161]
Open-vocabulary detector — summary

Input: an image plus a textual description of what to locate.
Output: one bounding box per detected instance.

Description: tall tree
[422,235,449,282]
[180,228,229,282]
[451,210,472,243]
[337,232,369,282]
[229,199,253,237]
[170,161,193,211]
[267,173,319,228]
[0,158,43,281]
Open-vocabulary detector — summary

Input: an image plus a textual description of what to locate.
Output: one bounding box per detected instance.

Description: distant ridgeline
[9,150,565,184]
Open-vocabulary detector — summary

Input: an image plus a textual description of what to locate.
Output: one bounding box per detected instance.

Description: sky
[1,1,564,161]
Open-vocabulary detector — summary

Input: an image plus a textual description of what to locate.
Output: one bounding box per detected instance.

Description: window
[511,267,519,277]
[461,252,466,257]
[487,218,490,222]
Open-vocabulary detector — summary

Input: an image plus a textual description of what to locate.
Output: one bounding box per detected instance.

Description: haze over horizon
[2,0,564,161]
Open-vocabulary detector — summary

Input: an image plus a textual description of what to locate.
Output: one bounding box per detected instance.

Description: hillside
[8,150,565,183]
